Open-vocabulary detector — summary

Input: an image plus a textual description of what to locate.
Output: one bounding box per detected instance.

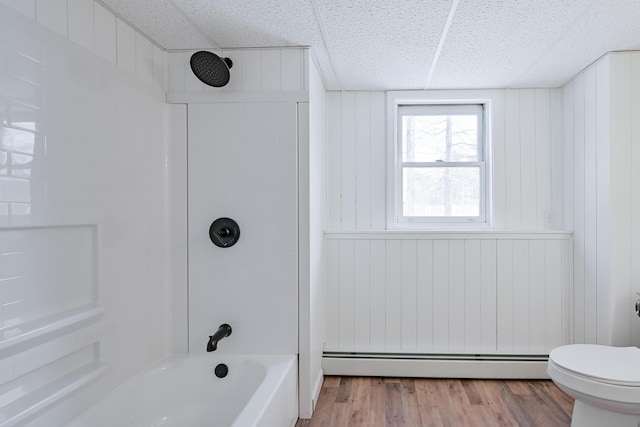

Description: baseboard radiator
[322,352,550,379]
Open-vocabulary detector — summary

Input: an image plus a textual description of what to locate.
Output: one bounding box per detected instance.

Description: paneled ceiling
[99,0,640,90]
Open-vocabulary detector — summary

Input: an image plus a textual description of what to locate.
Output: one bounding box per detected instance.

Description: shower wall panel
[187,102,298,354]
[0,2,169,425]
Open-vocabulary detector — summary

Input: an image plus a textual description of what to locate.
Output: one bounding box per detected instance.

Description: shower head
[189,51,233,87]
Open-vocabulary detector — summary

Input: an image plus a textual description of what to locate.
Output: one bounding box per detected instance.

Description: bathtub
[67,354,298,427]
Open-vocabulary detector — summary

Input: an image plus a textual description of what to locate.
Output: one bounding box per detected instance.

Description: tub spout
[207,324,232,352]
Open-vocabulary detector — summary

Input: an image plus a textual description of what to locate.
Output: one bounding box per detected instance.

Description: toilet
[547,344,640,427]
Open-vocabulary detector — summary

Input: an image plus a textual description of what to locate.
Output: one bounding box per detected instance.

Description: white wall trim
[322,357,549,379]
[167,91,309,104]
[325,231,573,240]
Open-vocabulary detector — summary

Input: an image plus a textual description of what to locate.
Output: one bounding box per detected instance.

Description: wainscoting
[324,232,572,364]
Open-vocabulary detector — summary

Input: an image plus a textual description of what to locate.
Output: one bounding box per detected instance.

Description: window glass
[396,103,485,224]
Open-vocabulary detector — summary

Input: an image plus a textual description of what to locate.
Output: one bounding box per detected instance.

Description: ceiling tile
[313,0,452,89]
[428,0,594,89]
[511,0,640,87]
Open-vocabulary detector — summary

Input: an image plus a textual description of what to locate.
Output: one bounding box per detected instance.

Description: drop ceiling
[99,0,640,90]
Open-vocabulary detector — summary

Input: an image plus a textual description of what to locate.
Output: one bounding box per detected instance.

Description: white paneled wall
[324,233,571,355]
[326,89,562,231]
[0,2,168,425]
[563,52,640,347]
[167,48,308,95]
[324,89,567,359]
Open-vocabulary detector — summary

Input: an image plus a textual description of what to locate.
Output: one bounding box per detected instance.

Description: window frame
[387,90,499,230]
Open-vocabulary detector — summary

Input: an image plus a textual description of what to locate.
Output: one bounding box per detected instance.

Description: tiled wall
[0,1,169,425]
[1,0,166,91]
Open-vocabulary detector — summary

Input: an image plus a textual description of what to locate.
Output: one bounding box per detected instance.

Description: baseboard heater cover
[322,352,550,379]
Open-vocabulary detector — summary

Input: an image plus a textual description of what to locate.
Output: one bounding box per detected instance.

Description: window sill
[324,229,573,240]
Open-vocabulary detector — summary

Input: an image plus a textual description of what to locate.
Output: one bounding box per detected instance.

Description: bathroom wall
[562,51,640,347]
[0,1,169,425]
[298,57,326,417]
[166,47,326,417]
[326,89,563,232]
[323,89,571,361]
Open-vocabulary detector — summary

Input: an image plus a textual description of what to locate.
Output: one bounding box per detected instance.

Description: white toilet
[547,344,640,427]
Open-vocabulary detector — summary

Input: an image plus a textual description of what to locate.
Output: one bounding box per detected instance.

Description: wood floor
[295,376,574,427]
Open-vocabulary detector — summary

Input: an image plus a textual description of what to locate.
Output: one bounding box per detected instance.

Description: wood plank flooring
[296,377,574,427]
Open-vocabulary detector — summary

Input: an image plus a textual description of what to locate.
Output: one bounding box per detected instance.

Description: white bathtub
[67,354,298,427]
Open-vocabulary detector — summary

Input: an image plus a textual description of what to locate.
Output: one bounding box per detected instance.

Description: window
[388,92,494,228]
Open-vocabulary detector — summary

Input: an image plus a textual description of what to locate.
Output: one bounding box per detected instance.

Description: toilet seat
[549,344,640,386]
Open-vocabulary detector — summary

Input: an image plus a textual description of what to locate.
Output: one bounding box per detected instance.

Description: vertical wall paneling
[355,92,371,230]
[369,92,386,229]
[324,239,340,349]
[511,240,530,351]
[535,89,552,229]
[630,53,640,344]
[594,58,611,344]
[135,33,153,85]
[561,53,640,347]
[168,52,186,93]
[583,66,598,344]
[241,50,262,91]
[609,53,633,345]
[400,240,417,350]
[340,92,356,229]
[326,92,342,229]
[261,49,281,90]
[385,240,402,349]
[464,239,482,351]
[480,239,497,350]
[529,240,546,349]
[326,89,560,231]
[416,240,434,350]
[562,83,575,231]
[504,90,522,229]
[432,240,449,351]
[519,90,537,228]
[549,89,562,229]
[281,49,302,91]
[496,240,514,352]
[572,73,586,343]
[491,91,507,229]
[545,239,563,348]
[338,240,355,349]
[448,240,465,351]
[353,240,371,349]
[369,240,386,349]
[325,234,570,355]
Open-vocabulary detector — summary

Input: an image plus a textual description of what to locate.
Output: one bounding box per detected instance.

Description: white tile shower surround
[0,1,168,425]
[186,102,299,355]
